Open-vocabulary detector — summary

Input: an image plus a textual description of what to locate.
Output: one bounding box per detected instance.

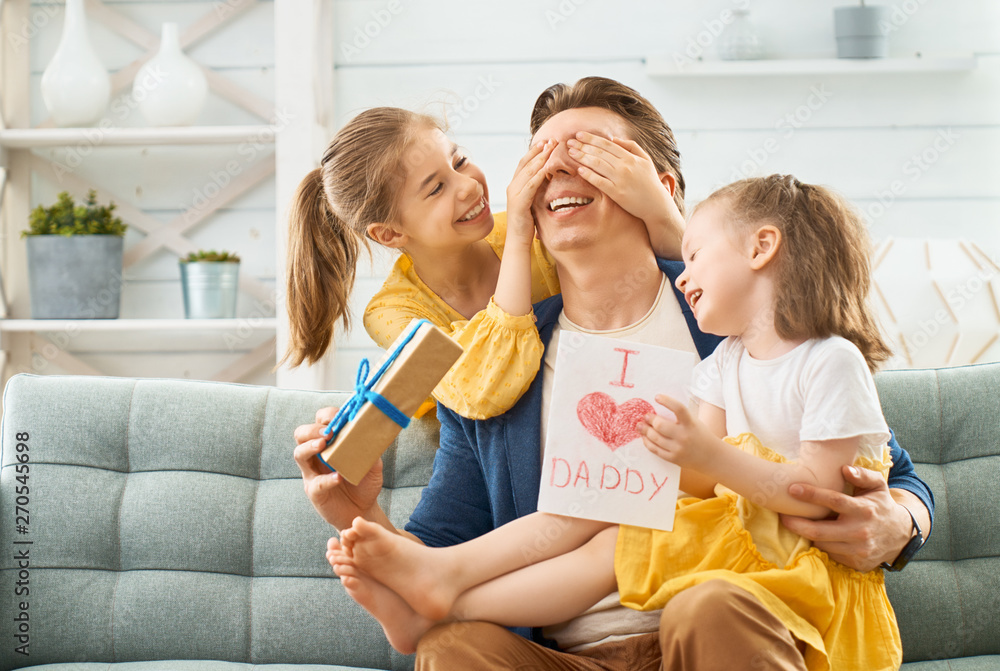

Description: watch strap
[881,506,924,572]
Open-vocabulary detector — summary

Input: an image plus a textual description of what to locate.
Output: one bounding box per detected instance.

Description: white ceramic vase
[133,23,208,126]
[40,0,111,127]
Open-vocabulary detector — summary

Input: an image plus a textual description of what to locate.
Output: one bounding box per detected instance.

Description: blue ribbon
[318,319,429,472]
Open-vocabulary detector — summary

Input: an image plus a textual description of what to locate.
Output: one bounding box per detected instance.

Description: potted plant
[22,190,127,319]
[179,250,240,319]
[834,0,890,58]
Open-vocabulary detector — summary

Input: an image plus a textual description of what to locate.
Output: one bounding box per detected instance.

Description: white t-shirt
[539,273,700,652]
[691,335,891,461]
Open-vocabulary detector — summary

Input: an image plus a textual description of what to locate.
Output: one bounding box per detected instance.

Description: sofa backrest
[877,363,1000,663]
[0,374,437,671]
[2,363,999,669]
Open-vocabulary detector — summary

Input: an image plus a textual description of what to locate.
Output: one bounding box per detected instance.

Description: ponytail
[280,168,366,368]
[280,107,443,369]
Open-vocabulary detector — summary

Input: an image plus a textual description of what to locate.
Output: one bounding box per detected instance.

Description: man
[295,77,934,670]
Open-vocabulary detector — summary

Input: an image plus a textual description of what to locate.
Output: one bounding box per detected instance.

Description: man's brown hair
[529,76,686,216]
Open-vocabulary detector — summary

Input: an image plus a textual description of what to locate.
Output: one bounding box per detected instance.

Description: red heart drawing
[576,392,654,451]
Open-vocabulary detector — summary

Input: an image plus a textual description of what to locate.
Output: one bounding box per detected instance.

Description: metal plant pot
[179,261,239,319]
[26,235,123,319]
[834,6,889,59]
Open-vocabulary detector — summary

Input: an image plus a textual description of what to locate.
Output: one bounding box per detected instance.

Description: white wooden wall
[13,1,998,388]
[327,0,1000,388]
[15,0,277,384]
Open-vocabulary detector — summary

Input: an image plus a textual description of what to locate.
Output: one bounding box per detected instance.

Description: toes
[353,517,381,538]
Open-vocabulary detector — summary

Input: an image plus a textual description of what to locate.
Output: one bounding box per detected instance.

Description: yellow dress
[615,433,902,671]
[364,212,561,419]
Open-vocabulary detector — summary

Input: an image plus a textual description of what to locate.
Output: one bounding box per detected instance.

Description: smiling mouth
[548,196,594,212]
[688,290,703,310]
[458,198,486,222]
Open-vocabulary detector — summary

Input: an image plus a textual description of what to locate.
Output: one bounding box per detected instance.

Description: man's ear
[659,171,677,197]
[366,222,407,249]
[749,225,781,270]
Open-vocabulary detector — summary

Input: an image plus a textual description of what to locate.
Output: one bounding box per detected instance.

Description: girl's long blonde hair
[700,174,891,372]
[282,107,440,368]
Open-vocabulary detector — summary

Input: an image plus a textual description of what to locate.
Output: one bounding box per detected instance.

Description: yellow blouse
[363,212,561,419]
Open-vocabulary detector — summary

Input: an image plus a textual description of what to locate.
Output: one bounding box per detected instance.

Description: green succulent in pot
[22,190,127,319]
[179,250,241,319]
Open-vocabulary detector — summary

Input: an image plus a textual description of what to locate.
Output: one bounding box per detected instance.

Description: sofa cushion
[878,364,1000,664]
[0,375,422,671]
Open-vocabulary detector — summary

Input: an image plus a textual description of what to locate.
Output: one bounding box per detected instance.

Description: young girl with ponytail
[282,99,686,419]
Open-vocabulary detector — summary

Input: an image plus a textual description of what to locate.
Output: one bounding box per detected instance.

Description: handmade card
[538,332,697,531]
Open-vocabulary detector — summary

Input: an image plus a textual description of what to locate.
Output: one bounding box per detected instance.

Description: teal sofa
[0,364,998,670]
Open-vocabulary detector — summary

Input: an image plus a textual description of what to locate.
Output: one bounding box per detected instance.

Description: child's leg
[451,526,619,627]
[341,513,611,620]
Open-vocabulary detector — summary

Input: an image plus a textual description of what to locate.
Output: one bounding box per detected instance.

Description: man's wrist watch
[880,506,924,572]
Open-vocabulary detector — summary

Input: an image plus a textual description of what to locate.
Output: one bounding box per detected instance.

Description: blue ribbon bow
[318,319,429,471]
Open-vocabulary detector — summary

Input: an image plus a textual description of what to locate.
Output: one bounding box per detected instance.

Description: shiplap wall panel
[118,277,277,319]
[61,351,275,385]
[30,320,276,354]
[29,1,275,71]
[335,57,1000,133]
[28,69,276,126]
[32,147,276,209]
[332,0,1000,66]
[329,0,1000,385]
[123,210,277,280]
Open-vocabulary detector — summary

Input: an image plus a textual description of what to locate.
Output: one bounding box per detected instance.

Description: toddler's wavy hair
[699,174,891,372]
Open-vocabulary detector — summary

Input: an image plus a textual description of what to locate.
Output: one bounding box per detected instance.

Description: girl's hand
[293,407,385,531]
[505,140,557,246]
[638,394,722,470]
[568,132,683,259]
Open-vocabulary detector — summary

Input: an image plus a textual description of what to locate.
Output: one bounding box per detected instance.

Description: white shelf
[645,54,978,77]
[0,125,279,149]
[0,318,277,332]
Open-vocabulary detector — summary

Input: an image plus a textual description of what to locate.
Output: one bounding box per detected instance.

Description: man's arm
[781,433,934,572]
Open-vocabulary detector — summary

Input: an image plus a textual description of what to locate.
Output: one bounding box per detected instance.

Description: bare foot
[348,517,464,620]
[331,560,435,654]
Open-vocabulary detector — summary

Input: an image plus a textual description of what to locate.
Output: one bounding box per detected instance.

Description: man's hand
[293,407,385,531]
[781,464,916,572]
[567,132,683,260]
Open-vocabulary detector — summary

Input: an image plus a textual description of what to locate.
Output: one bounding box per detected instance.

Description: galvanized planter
[26,235,124,319]
[179,261,239,319]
